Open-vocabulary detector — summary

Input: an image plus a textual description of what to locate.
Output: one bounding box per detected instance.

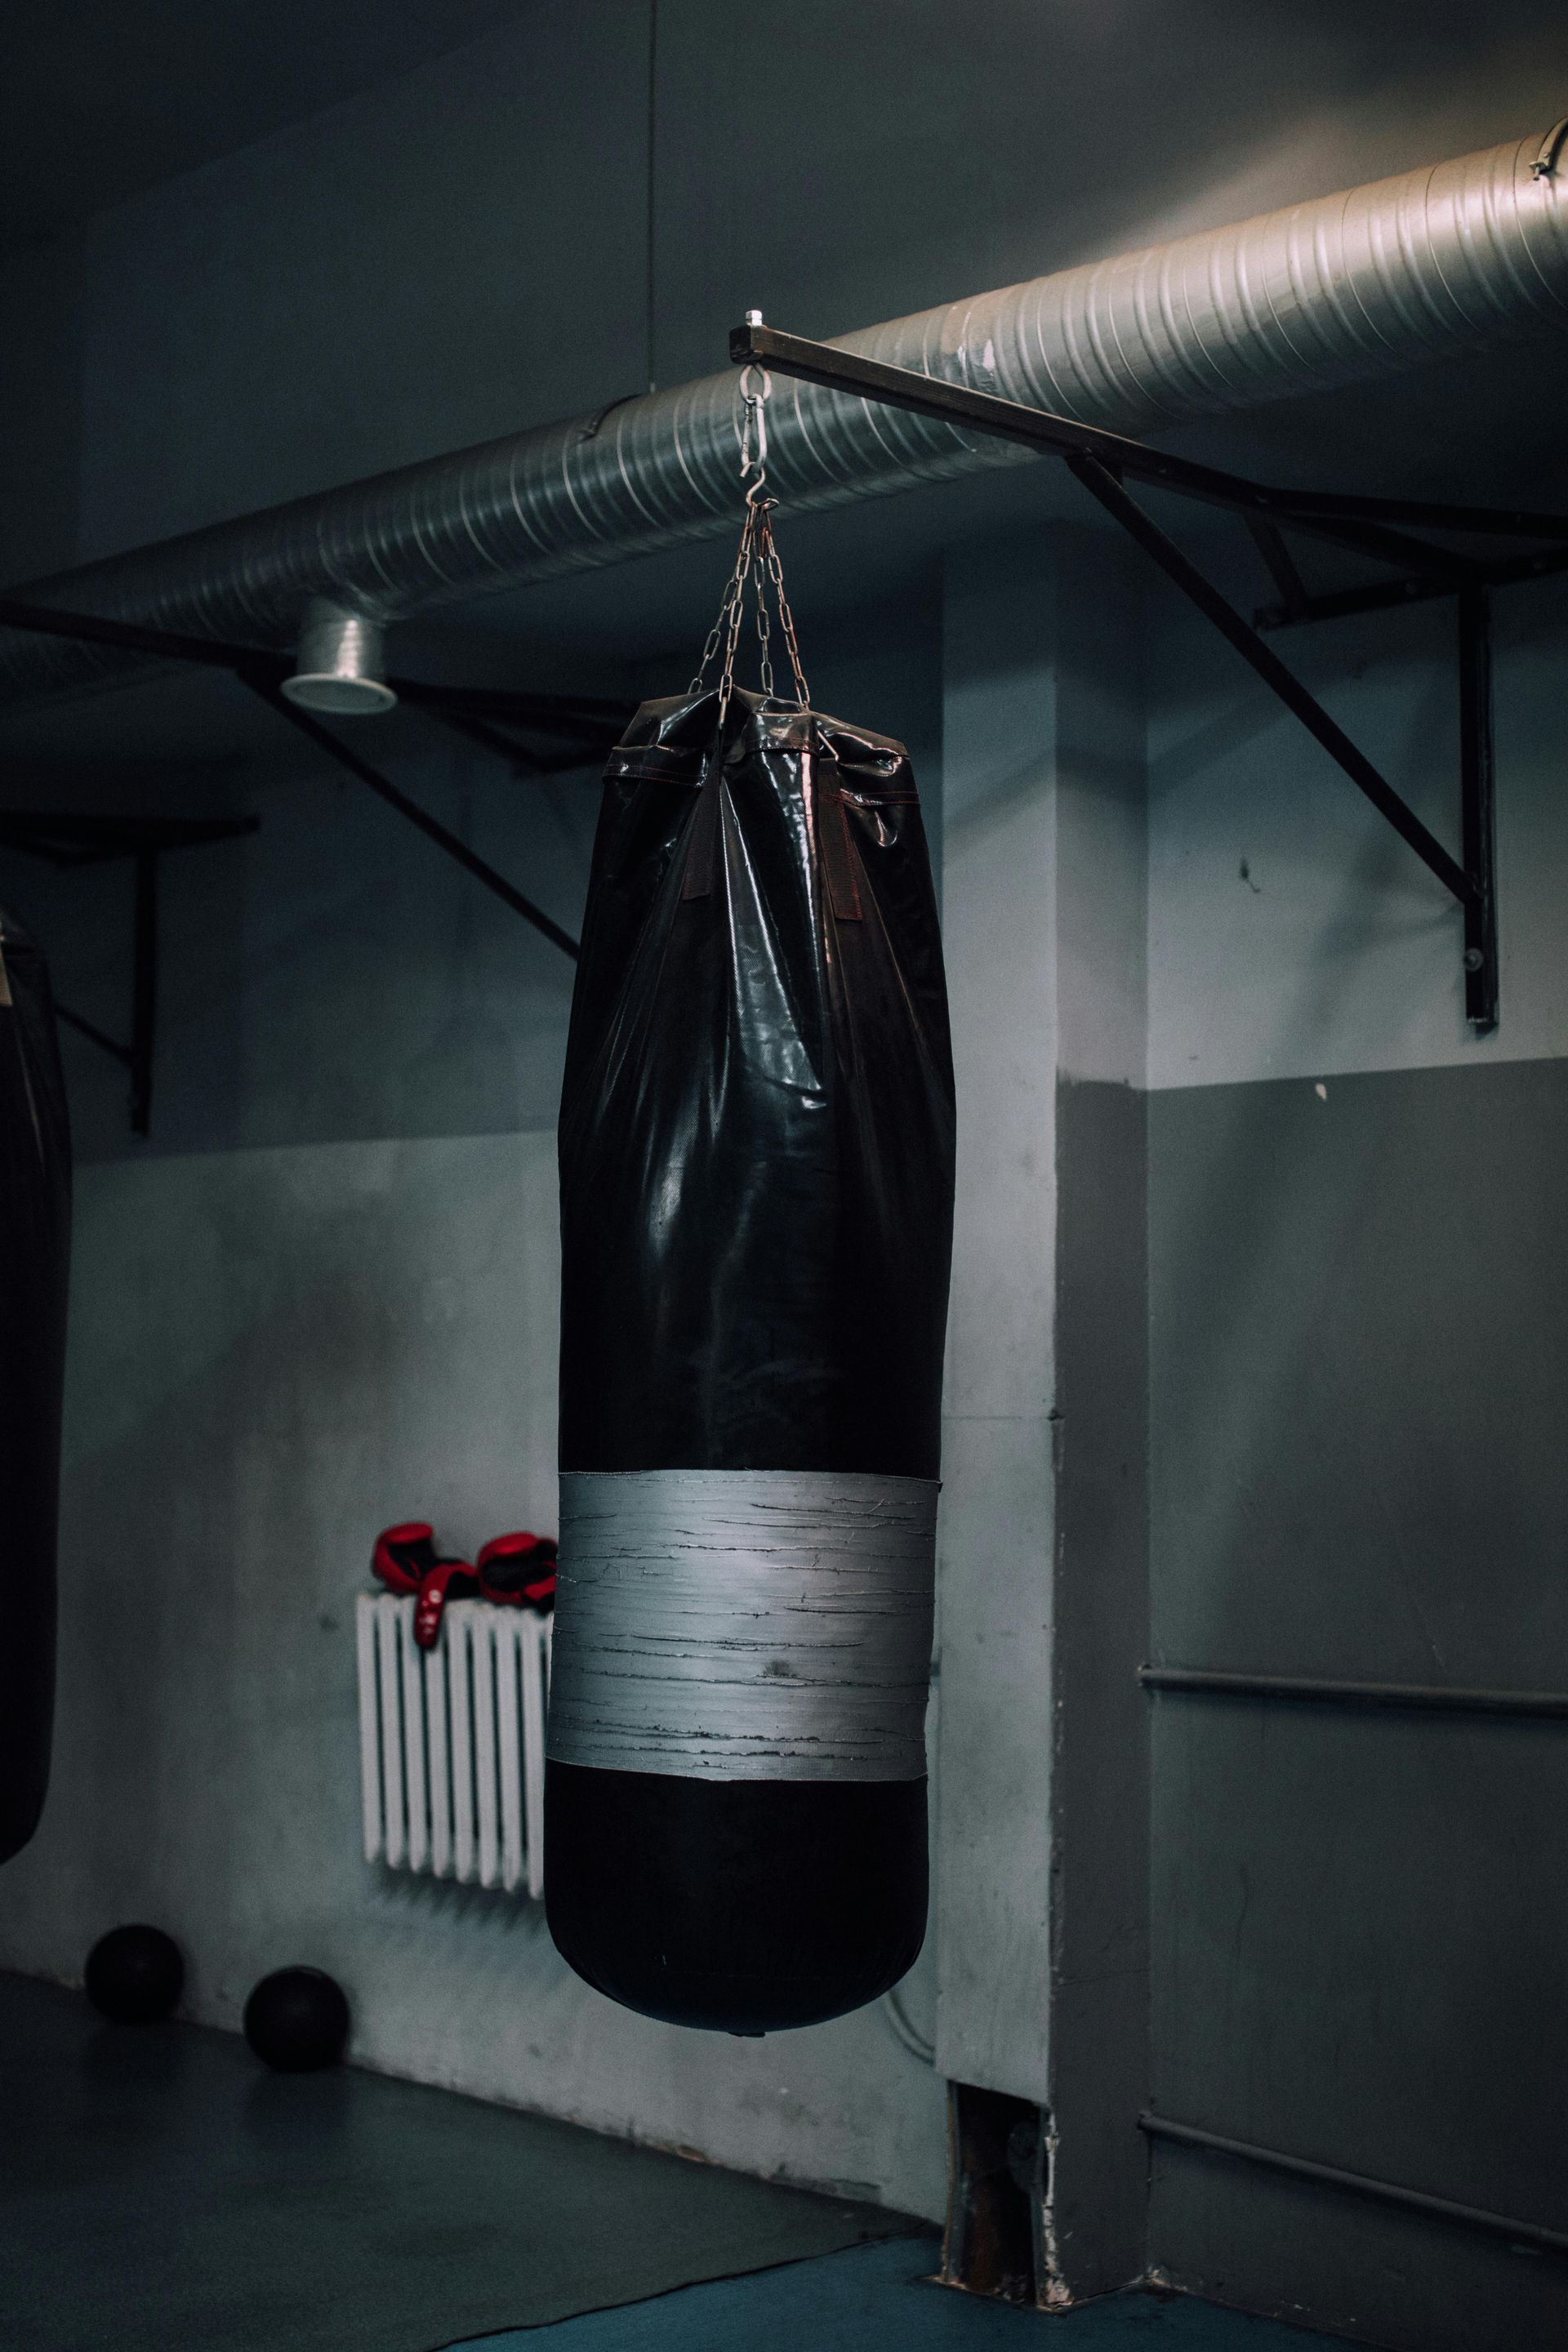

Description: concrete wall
[937,528,1148,2301]
[1143,578,1568,2345]
[1147,1063,1568,2350]
[2,602,939,1166]
[7,739,593,1159]
[1147,578,1568,1089]
[0,595,949,2220]
[0,1129,949,2213]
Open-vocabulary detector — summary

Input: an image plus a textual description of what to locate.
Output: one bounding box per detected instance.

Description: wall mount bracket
[0,811,258,1134]
[728,319,1568,1033]
[0,596,626,973]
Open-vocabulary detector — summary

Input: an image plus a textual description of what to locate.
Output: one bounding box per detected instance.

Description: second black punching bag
[546,501,955,2034]
[0,911,72,1866]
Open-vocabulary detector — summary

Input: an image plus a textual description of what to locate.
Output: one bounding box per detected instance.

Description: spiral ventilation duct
[2,125,1566,701]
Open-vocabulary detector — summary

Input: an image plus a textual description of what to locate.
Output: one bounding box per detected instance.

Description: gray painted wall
[1142,512,1568,2340]
[1146,1062,1568,2349]
[937,528,1148,2301]
[5,740,594,1157]
[0,1129,951,2215]
[1146,576,1568,1089]
[0,601,949,2217]
[936,540,1060,2113]
[0,614,937,1166]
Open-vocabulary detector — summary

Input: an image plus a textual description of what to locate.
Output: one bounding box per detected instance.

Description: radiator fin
[355,1592,551,1897]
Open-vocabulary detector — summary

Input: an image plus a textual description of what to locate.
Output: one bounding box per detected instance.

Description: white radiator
[355,1593,552,1898]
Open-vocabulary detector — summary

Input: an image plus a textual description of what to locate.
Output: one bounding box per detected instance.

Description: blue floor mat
[442,2234,1325,2350]
[0,1973,908,2351]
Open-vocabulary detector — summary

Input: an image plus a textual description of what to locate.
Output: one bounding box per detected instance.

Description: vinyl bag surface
[0,912,72,1864]
[547,684,955,2031]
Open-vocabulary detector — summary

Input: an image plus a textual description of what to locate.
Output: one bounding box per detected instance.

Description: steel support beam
[55,1002,132,1068]
[130,850,158,1134]
[1139,1666,1568,1718]
[1064,452,1476,909]
[247,678,581,963]
[1459,586,1499,1029]
[0,812,260,1136]
[731,317,1544,1028]
[0,598,608,958]
[726,323,1568,548]
[1142,2114,1568,2260]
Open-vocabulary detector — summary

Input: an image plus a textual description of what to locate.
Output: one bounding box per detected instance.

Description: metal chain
[757,503,809,709]
[751,512,776,702]
[688,501,754,696]
[688,365,810,722]
[715,507,754,726]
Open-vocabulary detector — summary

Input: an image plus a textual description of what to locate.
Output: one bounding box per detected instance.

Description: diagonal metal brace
[0,598,596,963]
[1,811,261,1134]
[244,675,581,962]
[731,317,1504,1030]
[1071,460,1496,1030]
[1065,453,1477,910]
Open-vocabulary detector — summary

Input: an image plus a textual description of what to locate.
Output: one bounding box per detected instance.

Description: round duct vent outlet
[282,599,396,715]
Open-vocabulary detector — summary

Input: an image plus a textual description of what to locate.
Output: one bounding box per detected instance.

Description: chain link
[688,369,810,725]
[688,505,753,698]
[760,504,809,707]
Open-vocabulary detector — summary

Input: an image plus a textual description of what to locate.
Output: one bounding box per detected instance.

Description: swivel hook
[737,362,772,506]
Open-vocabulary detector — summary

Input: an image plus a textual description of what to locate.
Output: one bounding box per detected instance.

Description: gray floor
[0,1973,913,2351]
[448,2236,1327,2350]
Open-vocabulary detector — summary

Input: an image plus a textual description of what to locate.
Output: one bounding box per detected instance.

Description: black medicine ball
[83,1923,185,2023]
[243,1966,350,2072]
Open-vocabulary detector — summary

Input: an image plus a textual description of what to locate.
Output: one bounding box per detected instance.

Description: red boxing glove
[371,1521,437,1592]
[476,1531,558,1613]
[412,1557,479,1649]
[371,1522,478,1648]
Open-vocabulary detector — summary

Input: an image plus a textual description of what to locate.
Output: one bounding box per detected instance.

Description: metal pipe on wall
[2,127,1566,701]
[1141,2114,1568,2259]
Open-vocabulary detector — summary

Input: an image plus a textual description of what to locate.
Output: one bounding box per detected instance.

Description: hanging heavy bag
[0,912,72,1865]
[546,381,956,2034]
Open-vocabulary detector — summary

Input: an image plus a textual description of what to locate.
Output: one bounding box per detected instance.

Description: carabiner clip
[737,363,772,504]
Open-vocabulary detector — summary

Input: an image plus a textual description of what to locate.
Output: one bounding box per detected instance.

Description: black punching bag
[546,678,955,2034]
[0,912,72,1865]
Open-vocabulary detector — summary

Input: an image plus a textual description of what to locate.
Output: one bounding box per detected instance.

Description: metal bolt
[1463,947,1484,971]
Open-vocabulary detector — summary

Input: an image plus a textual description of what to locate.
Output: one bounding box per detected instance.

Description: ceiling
[0,1,538,252]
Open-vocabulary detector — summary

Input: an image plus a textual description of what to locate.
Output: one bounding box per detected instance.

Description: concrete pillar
[936,525,1149,2300]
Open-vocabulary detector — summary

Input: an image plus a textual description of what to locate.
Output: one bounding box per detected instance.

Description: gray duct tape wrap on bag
[549,1469,939,1780]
